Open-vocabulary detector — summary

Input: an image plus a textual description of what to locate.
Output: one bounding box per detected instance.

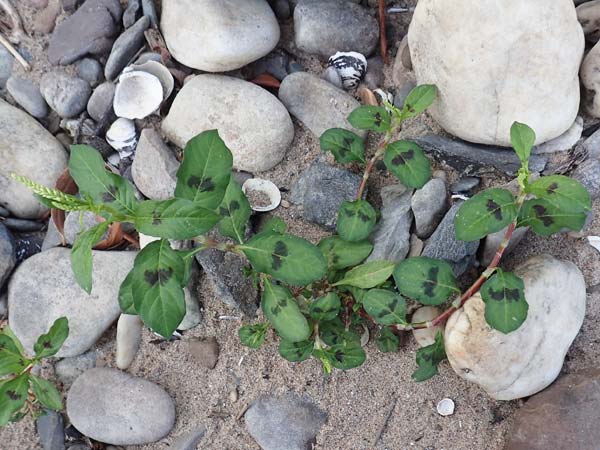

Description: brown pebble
[188,336,220,369]
[34,0,61,34]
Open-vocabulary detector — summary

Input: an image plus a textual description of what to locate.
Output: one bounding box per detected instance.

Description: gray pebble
[105,16,150,80]
[188,337,219,369]
[87,81,116,123]
[55,351,97,386]
[40,72,92,118]
[573,158,600,200]
[170,426,207,450]
[364,56,384,90]
[0,45,14,89]
[321,66,343,89]
[123,0,141,28]
[2,217,45,232]
[393,79,417,110]
[450,177,481,193]
[75,58,103,87]
[141,0,158,27]
[411,178,448,239]
[6,77,48,118]
[36,410,64,450]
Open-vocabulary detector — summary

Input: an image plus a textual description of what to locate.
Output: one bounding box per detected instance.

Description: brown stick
[378,0,389,64]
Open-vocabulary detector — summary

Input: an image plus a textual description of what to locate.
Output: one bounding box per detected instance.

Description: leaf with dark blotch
[518,198,587,236]
[383,140,431,188]
[261,279,310,343]
[0,374,29,426]
[318,236,373,271]
[412,331,446,382]
[480,269,528,334]
[0,335,26,377]
[308,293,341,321]
[320,128,366,164]
[333,261,396,289]
[29,376,62,411]
[362,289,407,325]
[337,200,377,242]
[326,341,366,370]
[70,221,110,294]
[393,257,459,306]
[510,122,536,166]
[218,178,252,244]
[319,319,361,347]
[400,84,437,120]
[33,317,69,360]
[377,327,400,353]
[260,216,287,234]
[238,323,269,349]
[454,188,518,241]
[279,339,314,362]
[347,105,391,132]
[118,270,137,315]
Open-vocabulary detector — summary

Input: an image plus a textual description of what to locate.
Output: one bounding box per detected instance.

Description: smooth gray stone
[36,410,65,450]
[141,0,158,27]
[0,224,15,290]
[40,72,92,118]
[55,351,98,386]
[87,81,116,123]
[2,218,45,232]
[104,16,150,80]
[573,158,600,200]
[450,177,480,193]
[6,77,49,118]
[0,45,14,89]
[123,0,141,28]
[75,58,103,87]
[170,426,207,450]
[411,178,448,239]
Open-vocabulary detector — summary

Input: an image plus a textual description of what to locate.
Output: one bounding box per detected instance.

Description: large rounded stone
[445,255,586,400]
[0,100,68,218]
[161,0,280,72]
[162,75,294,172]
[408,0,584,146]
[67,368,175,445]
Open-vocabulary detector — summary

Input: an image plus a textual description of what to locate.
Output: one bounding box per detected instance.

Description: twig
[372,397,398,446]
[0,33,30,71]
[378,0,389,64]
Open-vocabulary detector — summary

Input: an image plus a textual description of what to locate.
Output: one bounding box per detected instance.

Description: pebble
[75,58,103,87]
[577,1,600,42]
[411,178,448,239]
[179,286,203,331]
[533,116,583,154]
[364,56,384,90]
[188,336,220,369]
[0,293,7,319]
[269,0,291,20]
[141,0,158,27]
[445,255,586,400]
[170,426,207,450]
[34,0,62,34]
[450,177,480,194]
[123,0,141,28]
[412,306,443,348]
[63,211,108,245]
[573,158,600,200]
[321,66,343,89]
[408,234,424,257]
[40,72,92,118]
[8,248,136,357]
[116,314,142,369]
[104,16,150,81]
[480,226,528,266]
[293,0,379,57]
[436,398,455,416]
[87,81,116,123]
[54,351,97,386]
[0,224,15,290]
[2,218,45,232]
[0,46,13,90]
[0,206,8,217]
[6,77,49,118]
[36,410,65,450]
[67,368,175,445]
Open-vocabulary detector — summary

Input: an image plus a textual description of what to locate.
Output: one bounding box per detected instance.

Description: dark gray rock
[245,393,327,450]
[3,218,45,232]
[0,224,15,290]
[321,66,343,89]
[87,81,116,123]
[450,177,480,194]
[48,0,122,65]
[63,211,108,245]
[246,49,290,81]
[393,79,416,110]
[123,0,141,28]
[104,16,150,81]
[36,410,64,450]
[141,0,158,28]
[422,202,479,276]
[75,58,103,87]
[269,0,291,20]
[40,73,92,118]
[0,46,14,89]
[290,158,362,230]
[170,426,207,450]
[364,56,384,90]
[14,236,43,263]
[411,178,448,239]
[55,351,97,386]
[6,77,49,118]
[573,158,600,200]
[414,134,547,176]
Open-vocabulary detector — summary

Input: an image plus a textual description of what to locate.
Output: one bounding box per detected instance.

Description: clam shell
[328,51,367,90]
[242,178,281,212]
[113,70,164,120]
[125,60,174,100]
[106,117,137,158]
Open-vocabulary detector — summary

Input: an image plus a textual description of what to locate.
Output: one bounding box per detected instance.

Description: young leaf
[480,269,528,334]
[518,198,586,236]
[393,257,459,306]
[454,188,518,241]
[326,341,366,370]
[320,128,366,164]
[0,335,26,377]
[218,178,252,244]
[309,293,341,322]
[510,122,536,166]
[412,331,446,382]
[34,317,69,360]
[333,261,396,289]
[260,216,287,234]
[336,200,377,242]
[347,105,391,132]
[118,271,137,314]
[383,140,431,189]
[318,236,372,270]
[70,221,110,294]
[174,130,233,209]
[279,339,314,362]
[238,323,269,349]
[241,232,327,286]
[1,327,25,357]
[400,84,437,120]
[261,279,310,343]
[29,376,62,411]
[362,289,407,325]
[0,374,29,426]
[319,319,361,347]
[376,327,399,353]
[527,175,591,225]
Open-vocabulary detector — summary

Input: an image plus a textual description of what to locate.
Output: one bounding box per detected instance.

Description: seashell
[107,152,121,167]
[436,398,455,416]
[113,70,164,120]
[327,51,367,90]
[242,178,281,212]
[374,88,394,110]
[125,60,174,100]
[106,117,137,158]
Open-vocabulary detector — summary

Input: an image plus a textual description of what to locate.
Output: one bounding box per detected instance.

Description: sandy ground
[2,2,600,450]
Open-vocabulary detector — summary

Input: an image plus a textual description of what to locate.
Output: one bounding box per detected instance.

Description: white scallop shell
[242,178,281,212]
[125,60,174,100]
[106,117,137,158]
[113,70,164,120]
[328,51,367,90]
[436,398,455,416]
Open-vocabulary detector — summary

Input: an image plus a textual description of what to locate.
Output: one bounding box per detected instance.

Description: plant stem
[356,124,398,200]
[378,0,389,65]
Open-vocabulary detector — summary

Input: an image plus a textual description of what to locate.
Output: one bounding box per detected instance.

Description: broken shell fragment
[327,51,367,90]
[125,60,174,100]
[242,178,281,212]
[106,117,137,158]
[113,70,164,120]
[436,398,455,416]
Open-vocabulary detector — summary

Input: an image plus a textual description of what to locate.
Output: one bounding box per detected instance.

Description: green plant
[0,317,69,424]
[12,84,591,381]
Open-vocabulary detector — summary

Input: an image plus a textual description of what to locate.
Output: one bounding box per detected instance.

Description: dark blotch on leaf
[546,182,559,194]
[144,268,174,287]
[486,199,503,221]
[101,185,118,203]
[271,241,288,271]
[219,207,230,217]
[230,200,240,211]
[423,267,439,297]
[533,204,554,227]
[374,112,382,127]
[392,150,414,166]
[358,211,371,223]
[335,351,345,362]
[489,287,521,302]
[187,176,215,192]
[6,390,21,401]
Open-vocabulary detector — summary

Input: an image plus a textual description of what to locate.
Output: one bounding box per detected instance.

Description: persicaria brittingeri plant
[12,84,592,384]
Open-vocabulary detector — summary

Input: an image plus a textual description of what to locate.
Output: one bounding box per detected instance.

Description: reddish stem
[378,0,389,64]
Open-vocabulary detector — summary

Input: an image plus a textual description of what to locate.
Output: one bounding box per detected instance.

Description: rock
[63,211,107,245]
[445,255,586,400]
[411,178,447,239]
[480,226,528,266]
[161,0,280,72]
[245,393,327,450]
[581,41,600,118]
[0,46,14,90]
[8,248,136,357]
[367,185,413,262]
[245,49,290,82]
[408,234,424,257]
[364,56,384,90]
[412,307,443,347]
[577,0,600,42]
[393,79,417,110]
[123,0,141,28]
[0,224,15,290]
[506,368,600,450]
[40,72,92,118]
[581,127,600,159]
[36,410,64,450]
[572,158,600,200]
[0,99,68,218]
[170,426,207,450]
[188,337,219,369]
[293,0,379,58]
[141,0,158,27]
[409,0,583,146]
[24,0,49,7]
[414,134,547,176]
[179,287,202,331]
[7,77,49,118]
[163,74,294,172]
[115,314,142,370]
[533,116,583,154]
[48,0,122,65]
[321,66,343,89]
[75,58,103,87]
[422,202,479,276]
[55,352,97,386]
[34,0,62,34]
[87,81,116,123]
[42,219,63,251]
[67,368,175,445]
[0,293,7,319]
[290,157,362,229]
[269,0,291,20]
[104,16,150,81]
[3,218,45,232]
[279,72,363,138]
[449,177,480,194]
[131,129,178,200]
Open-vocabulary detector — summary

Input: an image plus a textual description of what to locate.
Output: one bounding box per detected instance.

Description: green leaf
[518,198,587,236]
[362,289,406,325]
[70,221,110,294]
[412,331,446,382]
[383,140,430,189]
[317,236,372,270]
[333,261,396,289]
[134,199,221,240]
[174,130,233,209]
[1,327,25,357]
[376,327,399,353]
[118,270,137,314]
[0,374,29,426]
[260,216,287,234]
[0,335,26,377]
[336,200,377,242]
[279,339,314,362]
[326,341,366,370]
[309,293,341,322]
[319,128,366,164]
[347,105,391,132]
[480,269,528,334]
[238,323,269,349]
[261,279,310,343]
[218,178,252,244]
[29,376,62,411]
[393,257,459,306]
[34,317,69,359]
[510,122,536,165]
[454,188,518,241]
[241,232,326,286]
[400,84,437,120]
[319,319,361,347]
[131,240,186,338]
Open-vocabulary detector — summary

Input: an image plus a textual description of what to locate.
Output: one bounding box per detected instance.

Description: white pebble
[436,398,455,416]
[116,314,143,369]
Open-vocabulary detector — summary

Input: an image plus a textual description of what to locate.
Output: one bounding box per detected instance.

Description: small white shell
[125,60,174,100]
[106,117,137,158]
[328,51,367,90]
[107,152,121,166]
[113,70,164,120]
[242,178,281,212]
[436,398,455,416]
